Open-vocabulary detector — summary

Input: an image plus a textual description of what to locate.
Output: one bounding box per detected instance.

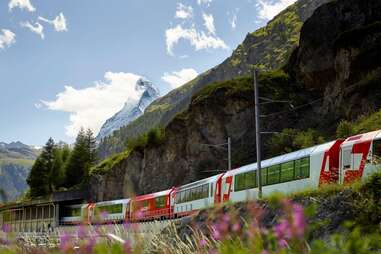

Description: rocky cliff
[97,0,332,159]
[89,0,381,201]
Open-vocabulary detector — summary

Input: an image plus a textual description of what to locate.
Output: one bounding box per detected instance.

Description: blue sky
[0,0,296,146]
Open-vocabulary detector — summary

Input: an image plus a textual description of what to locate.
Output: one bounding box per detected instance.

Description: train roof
[134,188,174,202]
[223,140,338,177]
[341,130,381,148]
[176,173,223,191]
[94,198,130,206]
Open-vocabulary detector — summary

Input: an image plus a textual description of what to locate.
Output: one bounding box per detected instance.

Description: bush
[336,120,354,138]
[126,127,165,152]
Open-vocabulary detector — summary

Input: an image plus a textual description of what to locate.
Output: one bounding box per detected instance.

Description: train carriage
[130,188,175,222]
[61,204,83,225]
[82,199,130,224]
[339,130,381,184]
[173,174,224,218]
[220,140,344,203]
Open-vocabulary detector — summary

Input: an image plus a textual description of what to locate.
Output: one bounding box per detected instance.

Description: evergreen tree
[49,148,64,191]
[65,128,94,187]
[27,138,55,197]
[85,128,97,165]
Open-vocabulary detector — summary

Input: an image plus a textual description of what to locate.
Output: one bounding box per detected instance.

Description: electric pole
[254,69,263,199]
[228,137,231,171]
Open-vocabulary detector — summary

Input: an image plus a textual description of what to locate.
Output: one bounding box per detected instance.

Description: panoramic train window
[176,184,209,204]
[97,204,123,214]
[281,161,295,182]
[155,196,166,208]
[63,207,81,217]
[234,171,257,192]
[373,139,381,161]
[295,157,310,178]
[267,165,281,185]
[261,168,268,186]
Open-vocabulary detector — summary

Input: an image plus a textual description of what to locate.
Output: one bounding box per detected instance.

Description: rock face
[97,0,331,159]
[0,142,39,201]
[89,75,307,201]
[89,0,381,201]
[96,79,160,141]
[287,0,381,124]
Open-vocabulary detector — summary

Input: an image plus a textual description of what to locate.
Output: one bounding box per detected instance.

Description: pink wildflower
[123,240,132,254]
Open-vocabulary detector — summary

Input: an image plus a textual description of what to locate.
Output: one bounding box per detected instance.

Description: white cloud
[197,0,212,6]
[202,13,216,35]
[175,3,193,19]
[41,72,145,138]
[258,0,297,20]
[162,68,198,89]
[8,0,35,12]
[165,24,228,56]
[39,13,67,32]
[20,21,44,39]
[0,29,16,49]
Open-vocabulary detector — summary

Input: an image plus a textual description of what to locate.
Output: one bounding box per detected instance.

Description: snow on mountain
[96,78,160,141]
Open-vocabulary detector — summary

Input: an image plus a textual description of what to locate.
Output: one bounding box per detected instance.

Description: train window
[373,139,381,162]
[97,204,123,214]
[245,171,257,189]
[281,161,295,183]
[295,157,310,179]
[210,183,213,197]
[261,168,268,186]
[234,173,246,192]
[234,171,257,192]
[267,165,281,185]
[155,196,166,209]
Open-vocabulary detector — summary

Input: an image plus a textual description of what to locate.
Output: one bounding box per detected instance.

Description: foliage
[336,120,355,138]
[27,128,97,197]
[90,150,131,176]
[26,138,55,198]
[65,128,97,187]
[192,70,290,105]
[91,128,165,176]
[268,129,326,156]
[336,106,381,138]
[125,127,165,152]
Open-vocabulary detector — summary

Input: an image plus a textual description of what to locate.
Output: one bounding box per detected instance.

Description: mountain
[97,0,332,159]
[96,78,160,142]
[89,0,381,201]
[0,142,40,201]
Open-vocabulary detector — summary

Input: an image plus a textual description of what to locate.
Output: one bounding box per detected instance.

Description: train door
[222,176,233,202]
[340,141,372,184]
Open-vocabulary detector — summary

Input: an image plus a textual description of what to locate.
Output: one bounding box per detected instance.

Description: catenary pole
[254,69,263,199]
[228,137,231,171]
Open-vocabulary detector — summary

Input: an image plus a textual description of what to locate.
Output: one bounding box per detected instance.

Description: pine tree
[27,138,55,197]
[85,128,97,166]
[64,128,88,187]
[50,148,64,191]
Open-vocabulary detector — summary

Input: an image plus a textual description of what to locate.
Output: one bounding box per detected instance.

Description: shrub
[336,120,354,138]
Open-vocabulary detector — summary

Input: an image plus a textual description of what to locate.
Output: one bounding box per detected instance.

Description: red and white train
[61,130,381,224]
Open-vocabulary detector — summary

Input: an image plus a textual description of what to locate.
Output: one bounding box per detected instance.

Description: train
[2,129,381,230]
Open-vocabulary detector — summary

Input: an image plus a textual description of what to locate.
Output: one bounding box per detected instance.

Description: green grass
[91,128,165,175]
[192,70,290,106]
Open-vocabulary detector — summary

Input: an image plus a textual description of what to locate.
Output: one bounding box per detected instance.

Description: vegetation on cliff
[27,128,97,198]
